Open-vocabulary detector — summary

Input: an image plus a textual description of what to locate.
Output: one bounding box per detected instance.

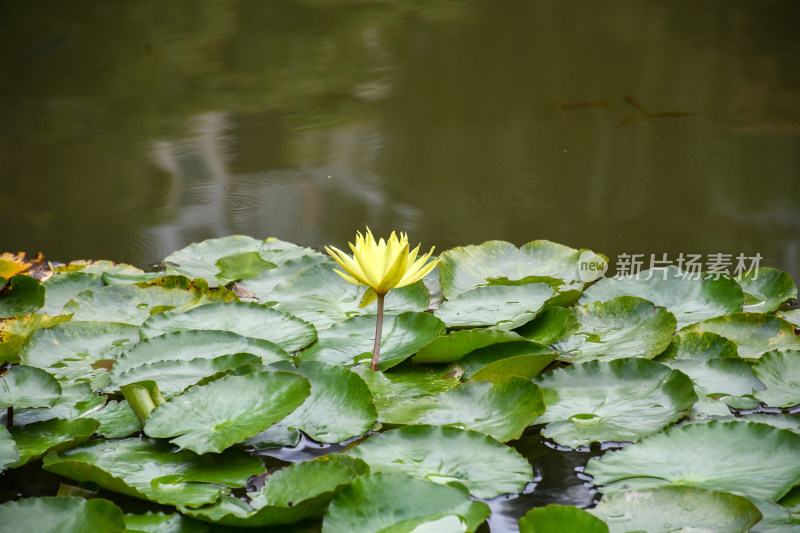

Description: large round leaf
[272,361,378,443]
[753,350,800,407]
[321,473,490,533]
[140,302,316,352]
[350,425,533,499]
[238,255,330,300]
[434,283,555,330]
[519,505,608,533]
[379,377,544,442]
[750,498,800,533]
[0,314,71,364]
[778,308,800,327]
[579,266,743,328]
[268,263,429,331]
[0,365,61,409]
[20,321,139,370]
[110,330,289,379]
[11,383,104,426]
[0,426,19,471]
[124,511,208,533]
[0,497,126,533]
[43,438,265,508]
[438,240,603,300]
[552,297,677,363]
[588,486,761,533]
[656,331,740,362]
[90,400,142,438]
[456,340,556,381]
[300,312,446,371]
[63,284,203,325]
[533,358,697,447]
[414,328,522,364]
[689,313,800,360]
[8,417,98,467]
[352,365,462,413]
[144,370,311,454]
[0,275,45,318]
[738,267,797,313]
[586,421,800,501]
[40,272,105,315]
[180,455,367,527]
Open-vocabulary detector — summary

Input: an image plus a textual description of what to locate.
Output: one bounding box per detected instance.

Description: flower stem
[371,293,385,371]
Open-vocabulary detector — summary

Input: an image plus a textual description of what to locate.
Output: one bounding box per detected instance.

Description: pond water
[1,0,799,283]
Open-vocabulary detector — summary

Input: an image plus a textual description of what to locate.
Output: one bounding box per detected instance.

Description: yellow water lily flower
[325,228,439,295]
[325,228,439,371]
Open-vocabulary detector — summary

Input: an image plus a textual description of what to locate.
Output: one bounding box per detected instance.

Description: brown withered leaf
[0,252,53,282]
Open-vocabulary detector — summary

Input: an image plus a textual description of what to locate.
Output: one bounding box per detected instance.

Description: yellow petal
[376,242,409,293]
[331,268,367,287]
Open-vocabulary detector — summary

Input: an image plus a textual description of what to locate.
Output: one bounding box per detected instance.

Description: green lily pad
[352,365,462,413]
[379,377,544,442]
[62,284,204,325]
[662,356,760,408]
[586,421,800,501]
[778,309,800,327]
[8,417,99,467]
[110,330,289,380]
[350,425,533,499]
[124,511,209,533]
[56,260,144,276]
[0,426,20,471]
[750,498,800,533]
[144,371,311,454]
[414,328,522,364]
[11,383,104,426]
[753,350,800,407]
[140,302,316,352]
[0,314,72,364]
[689,312,800,360]
[180,455,367,527]
[239,255,331,300]
[519,505,608,533]
[552,297,677,363]
[589,486,761,533]
[90,400,142,438]
[0,365,61,409]
[533,358,697,447]
[456,340,556,381]
[738,268,797,313]
[515,306,573,345]
[438,240,603,300]
[215,251,276,283]
[112,353,263,395]
[43,437,265,508]
[268,263,429,331]
[300,312,446,371]
[20,321,139,369]
[40,272,105,315]
[272,361,378,443]
[0,497,126,533]
[579,266,744,328]
[321,473,490,533]
[0,275,45,318]
[434,283,555,330]
[656,331,741,362]
[242,424,301,449]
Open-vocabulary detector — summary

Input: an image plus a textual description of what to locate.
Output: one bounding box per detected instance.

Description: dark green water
[1,0,798,282]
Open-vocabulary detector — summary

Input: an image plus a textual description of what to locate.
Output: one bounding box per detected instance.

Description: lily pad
[242,424,301,449]
[738,268,797,313]
[414,328,522,364]
[533,358,697,447]
[268,263,429,330]
[180,455,367,527]
[112,353,263,395]
[434,283,555,330]
[321,473,490,533]
[238,255,332,300]
[379,377,544,442]
[0,365,62,409]
[0,426,20,471]
[0,496,126,533]
[43,437,265,508]
[40,272,105,315]
[456,340,557,381]
[272,361,378,443]
[438,240,603,300]
[55,260,144,276]
[143,371,311,454]
[110,330,289,379]
[0,275,45,318]
[750,498,800,533]
[140,302,316,352]
[588,486,761,533]
[579,266,743,328]
[215,251,276,283]
[552,297,677,363]
[63,284,204,325]
[124,511,209,533]
[300,311,446,371]
[661,356,760,408]
[515,306,573,345]
[519,505,608,533]
[10,383,104,426]
[350,425,533,499]
[656,331,741,362]
[586,420,800,501]
[689,312,800,360]
[8,417,99,467]
[89,400,142,438]
[753,350,800,407]
[19,321,139,370]
[0,314,72,364]
[352,365,462,413]
[778,309,800,327]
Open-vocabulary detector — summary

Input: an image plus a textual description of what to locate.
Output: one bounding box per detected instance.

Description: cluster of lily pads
[1,236,799,532]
